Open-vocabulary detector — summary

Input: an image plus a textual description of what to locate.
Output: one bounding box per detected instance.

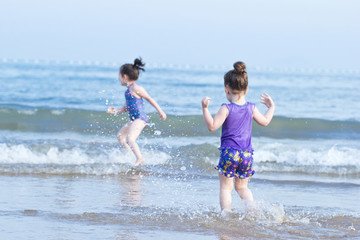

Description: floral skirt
[215,147,255,179]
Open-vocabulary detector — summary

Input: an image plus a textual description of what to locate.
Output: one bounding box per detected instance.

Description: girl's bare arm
[201,97,228,132]
[134,85,167,120]
[253,93,275,126]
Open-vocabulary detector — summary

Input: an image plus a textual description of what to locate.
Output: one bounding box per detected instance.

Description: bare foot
[134,158,144,166]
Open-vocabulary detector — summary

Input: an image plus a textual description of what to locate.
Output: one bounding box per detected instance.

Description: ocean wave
[0,106,359,140]
[254,142,360,171]
[179,141,360,177]
[2,61,360,121]
[0,143,170,175]
[0,138,359,177]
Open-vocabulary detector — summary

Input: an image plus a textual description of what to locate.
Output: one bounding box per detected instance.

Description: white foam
[0,143,170,166]
[17,109,37,115]
[255,143,360,167]
[50,110,65,115]
[241,201,286,225]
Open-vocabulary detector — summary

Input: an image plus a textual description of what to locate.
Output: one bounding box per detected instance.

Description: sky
[1,0,359,69]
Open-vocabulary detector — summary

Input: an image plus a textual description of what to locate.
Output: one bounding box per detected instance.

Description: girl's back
[221,102,255,151]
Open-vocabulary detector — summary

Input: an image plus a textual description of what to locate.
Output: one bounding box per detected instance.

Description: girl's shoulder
[130,83,145,93]
[222,101,255,107]
[129,82,141,89]
[247,101,255,107]
[246,101,256,112]
[222,102,255,113]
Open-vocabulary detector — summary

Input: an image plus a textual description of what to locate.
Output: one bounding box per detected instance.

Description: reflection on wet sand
[119,173,142,206]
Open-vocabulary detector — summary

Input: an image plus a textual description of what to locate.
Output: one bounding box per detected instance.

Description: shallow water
[1,172,359,240]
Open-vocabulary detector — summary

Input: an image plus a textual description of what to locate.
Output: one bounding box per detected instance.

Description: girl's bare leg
[127,119,146,166]
[117,123,131,152]
[219,174,234,212]
[235,178,254,207]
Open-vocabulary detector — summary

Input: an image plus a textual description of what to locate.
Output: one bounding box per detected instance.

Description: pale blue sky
[1,0,359,69]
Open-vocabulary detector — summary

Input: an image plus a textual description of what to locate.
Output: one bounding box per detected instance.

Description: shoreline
[0,173,359,239]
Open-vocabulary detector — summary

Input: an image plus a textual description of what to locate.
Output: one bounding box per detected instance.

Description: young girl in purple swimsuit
[201,61,275,213]
[108,58,167,166]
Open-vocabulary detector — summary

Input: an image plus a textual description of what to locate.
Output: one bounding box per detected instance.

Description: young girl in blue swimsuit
[202,61,275,213]
[108,58,167,166]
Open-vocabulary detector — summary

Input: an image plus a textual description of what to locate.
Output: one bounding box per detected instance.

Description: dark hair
[224,61,248,92]
[119,58,145,80]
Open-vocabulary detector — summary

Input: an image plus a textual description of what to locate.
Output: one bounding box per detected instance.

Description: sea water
[0,59,359,239]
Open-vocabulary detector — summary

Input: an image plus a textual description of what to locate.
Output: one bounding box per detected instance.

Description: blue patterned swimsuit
[125,87,149,123]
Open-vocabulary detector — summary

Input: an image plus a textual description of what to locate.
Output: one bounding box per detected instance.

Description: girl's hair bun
[133,58,145,72]
[233,61,246,74]
[224,61,248,92]
[119,57,145,80]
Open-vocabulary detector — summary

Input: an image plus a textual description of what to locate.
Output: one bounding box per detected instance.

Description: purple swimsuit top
[220,102,255,151]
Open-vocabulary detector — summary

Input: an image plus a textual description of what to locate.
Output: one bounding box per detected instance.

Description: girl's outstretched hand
[260,93,275,108]
[107,106,116,115]
[159,110,167,120]
[202,97,211,108]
